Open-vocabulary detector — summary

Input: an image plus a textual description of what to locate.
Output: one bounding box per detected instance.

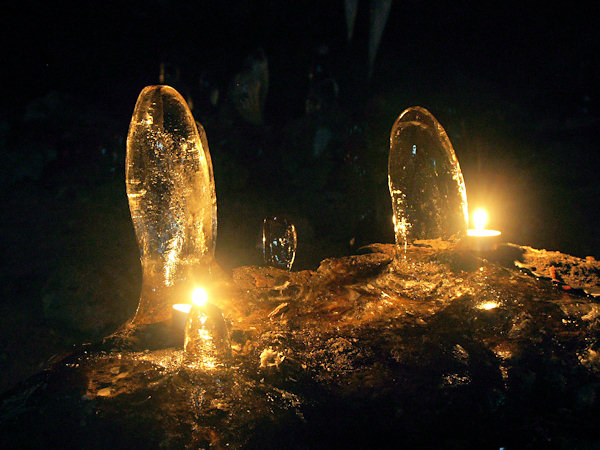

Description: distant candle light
[478,301,499,310]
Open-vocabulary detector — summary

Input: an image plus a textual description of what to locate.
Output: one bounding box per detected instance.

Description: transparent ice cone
[388,107,468,251]
[184,303,231,370]
[262,216,297,271]
[126,85,217,324]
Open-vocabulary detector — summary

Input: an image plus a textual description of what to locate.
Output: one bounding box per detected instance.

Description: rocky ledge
[1,242,600,448]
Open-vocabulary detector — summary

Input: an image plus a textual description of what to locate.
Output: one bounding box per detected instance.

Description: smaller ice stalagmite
[388,107,468,252]
[184,301,231,370]
[126,85,217,325]
[262,216,297,271]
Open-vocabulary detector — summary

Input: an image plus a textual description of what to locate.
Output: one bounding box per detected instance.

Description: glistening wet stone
[2,242,600,448]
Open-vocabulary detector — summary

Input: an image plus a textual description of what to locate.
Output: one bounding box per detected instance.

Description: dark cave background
[0,1,599,392]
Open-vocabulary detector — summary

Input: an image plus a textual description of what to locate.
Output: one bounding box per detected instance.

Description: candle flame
[192,287,208,306]
[478,301,499,310]
[173,303,192,313]
[472,209,488,231]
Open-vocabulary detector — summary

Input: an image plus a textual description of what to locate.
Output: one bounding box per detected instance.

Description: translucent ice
[197,121,217,253]
[126,85,217,324]
[388,107,468,251]
[184,302,231,369]
[262,216,297,271]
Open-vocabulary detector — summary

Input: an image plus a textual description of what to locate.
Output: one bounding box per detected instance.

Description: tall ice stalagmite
[126,85,217,324]
[388,107,468,252]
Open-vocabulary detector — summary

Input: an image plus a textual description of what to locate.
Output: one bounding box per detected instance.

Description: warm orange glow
[478,301,499,310]
[467,229,501,237]
[173,303,192,314]
[473,209,487,231]
[467,209,501,237]
[191,287,208,306]
[172,287,208,314]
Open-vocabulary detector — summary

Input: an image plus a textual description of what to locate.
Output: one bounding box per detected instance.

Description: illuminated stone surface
[388,107,468,251]
[2,243,600,447]
[126,85,217,324]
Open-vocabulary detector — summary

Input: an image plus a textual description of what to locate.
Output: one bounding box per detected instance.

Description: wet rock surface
[2,242,600,448]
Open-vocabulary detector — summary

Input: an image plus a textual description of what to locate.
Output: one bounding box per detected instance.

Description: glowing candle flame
[466,208,500,238]
[173,303,192,314]
[478,301,499,310]
[192,287,208,307]
[473,209,488,231]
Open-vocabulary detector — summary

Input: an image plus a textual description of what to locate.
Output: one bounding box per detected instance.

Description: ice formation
[388,106,468,251]
[184,302,231,369]
[126,85,217,324]
[262,216,297,271]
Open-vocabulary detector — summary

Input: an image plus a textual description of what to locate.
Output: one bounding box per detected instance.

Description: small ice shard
[388,106,468,251]
[126,85,217,324]
[262,216,297,271]
[184,302,231,370]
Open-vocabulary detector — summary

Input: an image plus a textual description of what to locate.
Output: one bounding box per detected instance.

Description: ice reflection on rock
[126,85,217,324]
[388,107,468,252]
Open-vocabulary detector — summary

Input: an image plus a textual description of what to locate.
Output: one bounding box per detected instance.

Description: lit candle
[477,301,499,310]
[465,209,501,252]
[172,287,208,333]
[191,286,209,307]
